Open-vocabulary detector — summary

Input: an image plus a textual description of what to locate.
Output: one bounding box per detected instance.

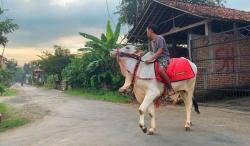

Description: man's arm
[145,48,163,63]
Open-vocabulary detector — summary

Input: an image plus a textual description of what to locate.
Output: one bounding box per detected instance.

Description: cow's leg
[138,90,159,134]
[182,91,193,131]
[119,73,132,93]
[170,93,180,105]
[139,110,147,133]
[147,102,156,135]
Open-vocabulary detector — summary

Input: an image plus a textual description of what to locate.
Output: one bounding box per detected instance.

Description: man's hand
[145,60,153,64]
[145,56,155,64]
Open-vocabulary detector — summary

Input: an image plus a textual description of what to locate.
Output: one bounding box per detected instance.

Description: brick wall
[192,35,250,91]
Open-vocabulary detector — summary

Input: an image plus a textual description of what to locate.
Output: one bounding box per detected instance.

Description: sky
[1,0,250,65]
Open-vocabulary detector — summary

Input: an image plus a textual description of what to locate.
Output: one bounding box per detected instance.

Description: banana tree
[79,20,121,55]
[78,20,123,89]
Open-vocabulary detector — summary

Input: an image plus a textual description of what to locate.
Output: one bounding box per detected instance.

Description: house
[128,0,250,101]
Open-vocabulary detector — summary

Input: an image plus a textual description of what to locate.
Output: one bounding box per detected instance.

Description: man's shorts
[158,57,169,68]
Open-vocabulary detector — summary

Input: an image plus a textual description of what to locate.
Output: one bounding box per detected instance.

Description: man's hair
[147,24,159,34]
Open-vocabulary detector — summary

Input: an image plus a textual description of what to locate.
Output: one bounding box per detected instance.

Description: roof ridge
[154,0,250,22]
[155,0,250,13]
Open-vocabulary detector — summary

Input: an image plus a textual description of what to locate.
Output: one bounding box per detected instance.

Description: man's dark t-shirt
[148,35,170,61]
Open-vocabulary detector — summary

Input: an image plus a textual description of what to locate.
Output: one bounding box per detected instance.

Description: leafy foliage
[117,0,148,26]
[0,83,5,95]
[117,0,226,26]
[181,0,226,6]
[0,7,18,47]
[38,45,73,81]
[23,63,32,75]
[63,20,123,89]
[0,59,18,86]
[44,75,55,89]
[14,67,25,83]
[0,69,9,85]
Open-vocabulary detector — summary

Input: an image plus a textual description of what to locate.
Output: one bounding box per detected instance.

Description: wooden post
[188,33,192,61]
[205,21,213,89]
[234,22,239,86]
[205,21,214,73]
[205,21,211,36]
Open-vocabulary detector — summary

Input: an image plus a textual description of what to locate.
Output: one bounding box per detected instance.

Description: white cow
[110,45,200,135]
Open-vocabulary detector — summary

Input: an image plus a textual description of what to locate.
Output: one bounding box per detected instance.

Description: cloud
[225,0,250,11]
[50,0,82,7]
[4,47,46,66]
[2,0,120,65]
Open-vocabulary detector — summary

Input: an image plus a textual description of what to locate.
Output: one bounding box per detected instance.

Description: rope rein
[116,49,141,94]
[115,49,167,108]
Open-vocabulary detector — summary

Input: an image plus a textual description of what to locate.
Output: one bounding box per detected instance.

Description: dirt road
[0,85,249,146]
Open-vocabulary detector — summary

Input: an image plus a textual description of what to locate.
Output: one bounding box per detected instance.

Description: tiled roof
[155,0,250,22]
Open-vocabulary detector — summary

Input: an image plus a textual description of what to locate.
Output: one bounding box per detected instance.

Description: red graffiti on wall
[215,47,235,72]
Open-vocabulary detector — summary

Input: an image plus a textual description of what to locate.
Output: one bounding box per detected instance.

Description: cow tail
[192,98,200,114]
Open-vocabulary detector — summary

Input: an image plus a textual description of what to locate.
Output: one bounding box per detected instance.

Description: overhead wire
[105,0,115,26]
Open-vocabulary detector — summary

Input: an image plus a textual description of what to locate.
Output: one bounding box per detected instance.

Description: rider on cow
[145,24,175,96]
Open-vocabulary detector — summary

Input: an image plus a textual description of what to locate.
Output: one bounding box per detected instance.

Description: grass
[65,88,131,103]
[0,103,29,132]
[1,88,18,96]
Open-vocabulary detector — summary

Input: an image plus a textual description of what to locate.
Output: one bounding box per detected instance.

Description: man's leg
[159,67,175,96]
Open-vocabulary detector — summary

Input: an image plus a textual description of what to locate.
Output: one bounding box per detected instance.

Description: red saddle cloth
[155,58,195,82]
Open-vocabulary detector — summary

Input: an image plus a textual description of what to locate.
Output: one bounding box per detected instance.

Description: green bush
[0,83,6,95]
[62,20,124,90]
[45,75,55,89]
[0,69,10,87]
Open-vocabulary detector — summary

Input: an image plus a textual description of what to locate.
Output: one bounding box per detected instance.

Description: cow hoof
[190,122,193,126]
[118,89,123,93]
[148,128,154,135]
[185,127,191,131]
[139,124,147,134]
[142,127,147,133]
[148,131,154,135]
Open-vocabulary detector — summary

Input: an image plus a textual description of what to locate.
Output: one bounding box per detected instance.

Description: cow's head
[110,45,139,58]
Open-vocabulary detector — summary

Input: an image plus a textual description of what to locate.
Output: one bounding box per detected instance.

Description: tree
[23,63,32,75]
[15,67,25,83]
[117,0,226,26]
[63,20,123,89]
[0,7,18,58]
[0,83,5,95]
[117,0,148,27]
[0,58,17,86]
[38,45,72,82]
[182,0,226,6]
[0,68,9,85]
[5,59,17,85]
